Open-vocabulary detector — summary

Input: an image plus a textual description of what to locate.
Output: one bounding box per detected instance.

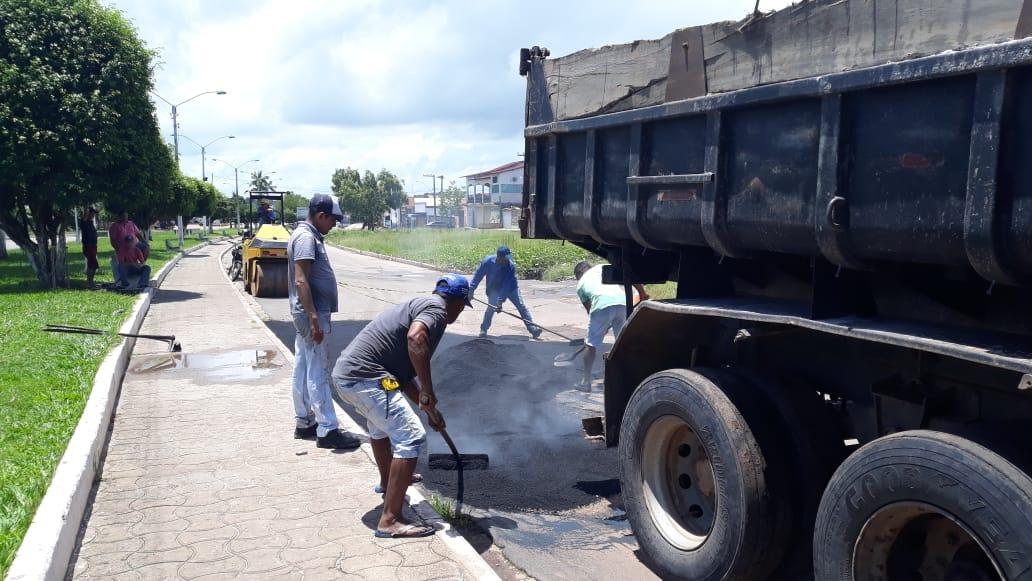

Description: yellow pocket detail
[379,377,401,391]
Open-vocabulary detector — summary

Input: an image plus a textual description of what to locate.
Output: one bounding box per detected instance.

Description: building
[463,161,523,229]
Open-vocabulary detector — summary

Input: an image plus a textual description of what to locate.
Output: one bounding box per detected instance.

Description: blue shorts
[332,378,426,459]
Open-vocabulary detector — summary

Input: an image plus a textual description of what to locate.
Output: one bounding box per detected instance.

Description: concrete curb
[214,244,502,581]
[6,241,214,581]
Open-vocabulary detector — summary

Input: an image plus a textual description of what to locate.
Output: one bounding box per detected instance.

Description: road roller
[242,191,290,298]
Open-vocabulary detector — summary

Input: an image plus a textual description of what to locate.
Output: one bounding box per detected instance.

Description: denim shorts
[332,378,426,459]
[587,304,627,348]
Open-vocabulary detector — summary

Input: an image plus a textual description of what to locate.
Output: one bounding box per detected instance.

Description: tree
[0,228,7,259]
[331,167,406,229]
[0,0,174,287]
[438,181,465,218]
[249,170,273,192]
[379,170,406,211]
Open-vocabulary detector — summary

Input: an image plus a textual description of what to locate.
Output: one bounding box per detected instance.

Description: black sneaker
[530,328,543,339]
[317,429,362,450]
[294,424,318,440]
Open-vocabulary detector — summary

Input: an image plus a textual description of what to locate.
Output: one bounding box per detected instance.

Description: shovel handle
[470,297,578,343]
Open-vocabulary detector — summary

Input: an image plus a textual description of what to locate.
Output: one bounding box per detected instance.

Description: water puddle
[130,348,282,380]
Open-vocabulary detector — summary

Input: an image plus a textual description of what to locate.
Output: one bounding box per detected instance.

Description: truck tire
[619,368,789,580]
[814,430,1032,580]
[722,369,846,577]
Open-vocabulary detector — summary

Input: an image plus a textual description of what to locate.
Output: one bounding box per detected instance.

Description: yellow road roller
[242,191,290,298]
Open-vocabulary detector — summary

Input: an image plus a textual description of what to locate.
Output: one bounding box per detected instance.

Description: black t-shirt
[332,295,448,385]
[80,219,98,246]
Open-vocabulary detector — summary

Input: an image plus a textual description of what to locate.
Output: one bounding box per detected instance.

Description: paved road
[73,243,484,580]
[249,245,661,580]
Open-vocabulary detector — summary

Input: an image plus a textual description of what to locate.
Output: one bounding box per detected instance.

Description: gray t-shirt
[332,295,449,385]
[287,222,338,315]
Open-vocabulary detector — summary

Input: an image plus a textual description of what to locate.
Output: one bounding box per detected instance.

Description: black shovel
[43,324,182,352]
[425,408,488,514]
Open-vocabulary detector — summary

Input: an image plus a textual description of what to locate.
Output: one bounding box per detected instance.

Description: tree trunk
[0,228,7,260]
[24,219,69,288]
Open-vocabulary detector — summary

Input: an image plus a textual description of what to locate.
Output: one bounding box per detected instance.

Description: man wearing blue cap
[331,274,470,538]
[288,194,360,450]
[469,245,541,339]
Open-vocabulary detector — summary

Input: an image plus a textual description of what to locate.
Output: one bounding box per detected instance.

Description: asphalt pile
[422,338,618,513]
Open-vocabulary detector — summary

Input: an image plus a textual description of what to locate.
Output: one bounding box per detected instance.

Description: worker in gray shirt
[288,194,360,450]
[331,274,471,538]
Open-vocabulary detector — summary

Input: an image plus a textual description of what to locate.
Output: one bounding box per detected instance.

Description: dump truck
[519,1,1032,579]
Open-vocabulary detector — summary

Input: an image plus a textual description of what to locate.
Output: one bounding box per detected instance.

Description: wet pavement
[247,244,662,580]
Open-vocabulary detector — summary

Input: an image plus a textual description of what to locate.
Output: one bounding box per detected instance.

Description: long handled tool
[425,408,488,514]
[470,296,584,347]
[43,324,182,352]
[553,344,587,367]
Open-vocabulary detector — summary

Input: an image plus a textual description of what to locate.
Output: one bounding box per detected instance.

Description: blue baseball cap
[310,194,344,222]
[435,273,473,307]
[496,245,511,256]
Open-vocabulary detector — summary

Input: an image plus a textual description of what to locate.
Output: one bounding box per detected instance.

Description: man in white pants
[288,194,360,450]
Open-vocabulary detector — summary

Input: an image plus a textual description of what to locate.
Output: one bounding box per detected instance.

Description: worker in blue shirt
[470,245,542,339]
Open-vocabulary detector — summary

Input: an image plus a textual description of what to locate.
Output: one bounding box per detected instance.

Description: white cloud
[105,0,798,198]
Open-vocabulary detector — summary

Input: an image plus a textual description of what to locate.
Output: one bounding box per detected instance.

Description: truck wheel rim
[852,501,1003,581]
[641,415,717,551]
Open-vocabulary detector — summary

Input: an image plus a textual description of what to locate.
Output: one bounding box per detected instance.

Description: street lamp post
[151,89,227,248]
[212,158,260,228]
[180,134,235,233]
[179,134,235,183]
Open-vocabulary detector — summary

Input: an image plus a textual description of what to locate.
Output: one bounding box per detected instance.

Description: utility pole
[422,173,439,222]
[152,89,226,248]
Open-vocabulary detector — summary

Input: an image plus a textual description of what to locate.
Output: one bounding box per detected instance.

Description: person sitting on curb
[288,194,361,450]
[574,261,649,392]
[119,242,151,289]
[469,245,541,339]
[330,274,471,538]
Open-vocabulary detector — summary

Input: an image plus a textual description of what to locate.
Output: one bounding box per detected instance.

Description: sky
[104,0,796,199]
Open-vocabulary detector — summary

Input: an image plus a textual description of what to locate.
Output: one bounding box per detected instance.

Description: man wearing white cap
[288,194,360,450]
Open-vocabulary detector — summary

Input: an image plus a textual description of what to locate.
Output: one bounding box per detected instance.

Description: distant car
[426,221,451,228]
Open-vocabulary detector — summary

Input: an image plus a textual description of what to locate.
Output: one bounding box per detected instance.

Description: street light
[211,158,260,227]
[178,134,235,182]
[151,89,227,247]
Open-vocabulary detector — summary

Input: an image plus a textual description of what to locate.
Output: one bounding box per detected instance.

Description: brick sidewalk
[71,243,483,580]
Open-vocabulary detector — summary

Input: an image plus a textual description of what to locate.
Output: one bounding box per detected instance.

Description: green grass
[428,495,476,529]
[326,229,596,280]
[326,229,680,299]
[0,232,197,576]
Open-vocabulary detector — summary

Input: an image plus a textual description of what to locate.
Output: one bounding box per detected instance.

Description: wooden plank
[666,26,707,101]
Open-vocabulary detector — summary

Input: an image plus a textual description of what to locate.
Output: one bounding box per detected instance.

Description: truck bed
[535,0,1031,123]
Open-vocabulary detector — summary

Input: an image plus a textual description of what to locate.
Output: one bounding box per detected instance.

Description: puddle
[130,348,282,380]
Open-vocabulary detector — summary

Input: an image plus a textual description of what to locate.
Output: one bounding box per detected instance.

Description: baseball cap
[435,273,473,307]
[496,245,512,256]
[310,194,344,222]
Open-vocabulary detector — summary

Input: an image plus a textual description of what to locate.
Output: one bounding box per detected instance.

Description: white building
[463,161,523,229]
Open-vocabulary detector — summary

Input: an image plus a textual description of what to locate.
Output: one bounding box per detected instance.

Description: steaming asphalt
[249,244,662,580]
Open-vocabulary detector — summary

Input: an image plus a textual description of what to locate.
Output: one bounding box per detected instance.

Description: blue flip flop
[374,524,434,539]
[373,473,423,494]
